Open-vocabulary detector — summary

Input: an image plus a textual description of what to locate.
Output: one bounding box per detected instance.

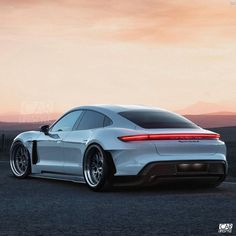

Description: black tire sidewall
[83,144,113,191]
[10,141,31,178]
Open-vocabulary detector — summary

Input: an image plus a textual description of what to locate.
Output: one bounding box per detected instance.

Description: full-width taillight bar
[118,133,220,142]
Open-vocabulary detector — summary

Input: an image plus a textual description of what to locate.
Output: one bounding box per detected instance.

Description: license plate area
[177,163,208,173]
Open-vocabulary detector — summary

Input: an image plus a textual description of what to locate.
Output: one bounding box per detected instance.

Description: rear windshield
[119,109,198,129]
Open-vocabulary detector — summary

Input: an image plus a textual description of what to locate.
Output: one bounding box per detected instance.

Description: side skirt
[30,172,86,184]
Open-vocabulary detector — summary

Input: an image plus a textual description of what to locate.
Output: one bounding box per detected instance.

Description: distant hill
[197,111,236,116]
[0,115,236,131]
[0,121,54,131]
[0,113,59,123]
[209,126,236,142]
[185,115,236,128]
[177,101,236,115]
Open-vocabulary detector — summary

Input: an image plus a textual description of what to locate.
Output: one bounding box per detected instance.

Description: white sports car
[10,105,227,191]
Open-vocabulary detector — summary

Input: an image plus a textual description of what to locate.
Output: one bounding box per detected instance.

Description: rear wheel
[10,141,31,178]
[83,144,113,191]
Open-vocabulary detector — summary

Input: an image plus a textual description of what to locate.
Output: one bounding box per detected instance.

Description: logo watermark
[19,101,55,122]
[218,223,233,234]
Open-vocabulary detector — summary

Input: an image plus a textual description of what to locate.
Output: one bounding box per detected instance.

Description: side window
[77,110,105,130]
[51,110,83,132]
[103,116,112,127]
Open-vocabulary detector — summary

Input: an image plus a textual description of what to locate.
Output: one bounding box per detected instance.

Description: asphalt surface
[0,161,235,236]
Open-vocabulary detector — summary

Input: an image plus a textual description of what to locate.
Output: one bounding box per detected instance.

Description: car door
[62,110,106,175]
[35,110,83,174]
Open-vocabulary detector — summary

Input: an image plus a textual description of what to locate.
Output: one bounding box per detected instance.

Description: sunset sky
[0,0,236,121]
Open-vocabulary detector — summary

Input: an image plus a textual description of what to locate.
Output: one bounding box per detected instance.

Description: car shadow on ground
[111,183,228,194]
[11,174,227,195]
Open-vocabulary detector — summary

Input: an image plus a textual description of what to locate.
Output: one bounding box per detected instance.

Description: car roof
[71,104,164,113]
[61,105,173,130]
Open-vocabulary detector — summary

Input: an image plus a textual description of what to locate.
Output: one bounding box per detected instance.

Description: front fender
[12,131,41,153]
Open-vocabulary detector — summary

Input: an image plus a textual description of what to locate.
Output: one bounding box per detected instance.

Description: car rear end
[112,108,227,186]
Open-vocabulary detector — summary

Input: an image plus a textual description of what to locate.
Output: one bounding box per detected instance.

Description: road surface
[0,161,235,236]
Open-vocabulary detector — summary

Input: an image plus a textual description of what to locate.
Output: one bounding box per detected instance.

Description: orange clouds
[93,0,236,44]
[0,0,236,117]
[1,0,236,44]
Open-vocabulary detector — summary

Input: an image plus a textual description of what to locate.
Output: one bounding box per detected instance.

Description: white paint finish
[11,105,227,180]
[35,132,68,173]
[62,130,92,175]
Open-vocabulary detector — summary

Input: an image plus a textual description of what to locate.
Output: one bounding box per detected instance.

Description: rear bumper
[114,160,227,186]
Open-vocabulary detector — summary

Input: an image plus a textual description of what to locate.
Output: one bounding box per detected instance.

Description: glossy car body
[10,105,227,190]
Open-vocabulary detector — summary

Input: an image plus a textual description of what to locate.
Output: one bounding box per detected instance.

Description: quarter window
[77,110,105,130]
[103,116,112,127]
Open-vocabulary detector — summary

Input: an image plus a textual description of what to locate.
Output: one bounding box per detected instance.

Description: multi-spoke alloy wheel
[85,149,104,186]
[83,144,113,191]
[10,142,31,178]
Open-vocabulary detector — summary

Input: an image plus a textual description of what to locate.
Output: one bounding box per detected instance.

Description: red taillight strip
[118,133,220,142]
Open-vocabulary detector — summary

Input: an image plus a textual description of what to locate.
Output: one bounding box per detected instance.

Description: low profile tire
[10,141,31,178]
[83,144,113,192]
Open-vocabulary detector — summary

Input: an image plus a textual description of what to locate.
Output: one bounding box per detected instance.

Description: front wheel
[10,141,31,178]
[83,144,113,192]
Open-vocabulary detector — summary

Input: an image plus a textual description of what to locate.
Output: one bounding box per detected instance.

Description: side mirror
[40,125,49,135]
